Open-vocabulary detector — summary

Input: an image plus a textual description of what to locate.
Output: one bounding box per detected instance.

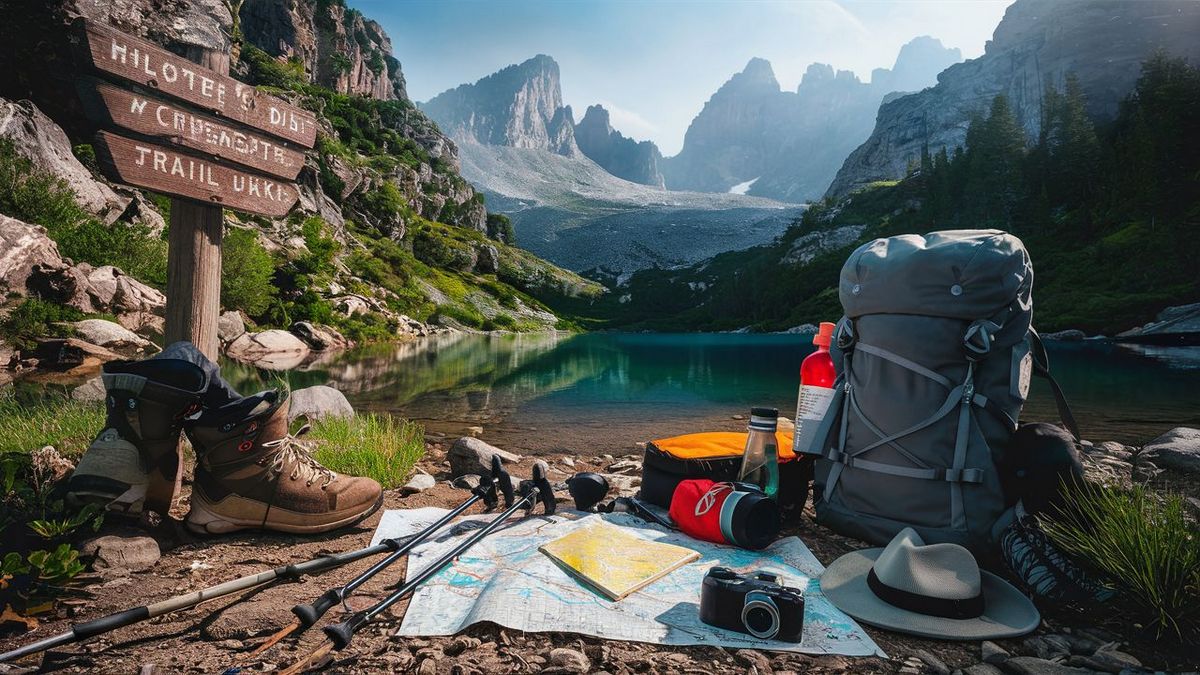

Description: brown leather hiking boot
[67,358,207,516]
[184,391,383,535]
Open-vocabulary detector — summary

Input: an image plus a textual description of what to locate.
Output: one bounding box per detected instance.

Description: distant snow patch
[729,177,760,195]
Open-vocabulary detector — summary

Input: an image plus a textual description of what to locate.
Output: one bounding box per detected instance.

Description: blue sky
[352,0,1013,156]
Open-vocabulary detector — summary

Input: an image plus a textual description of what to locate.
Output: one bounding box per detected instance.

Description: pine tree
[964,95,1027,225]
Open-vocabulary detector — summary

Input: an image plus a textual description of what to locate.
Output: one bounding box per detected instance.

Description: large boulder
[217,311,247,345]
[288,385,354,423]
[0,99,126,222]
[66,319,157,357]
[0,215,65,297]
[81,265,167,316]
[291,321,350,352]
[225,329,310,370]
[448,437,522,478]
[1141,427,1200,475]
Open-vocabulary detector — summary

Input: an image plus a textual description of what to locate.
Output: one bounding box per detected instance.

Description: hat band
[867,568,985,619]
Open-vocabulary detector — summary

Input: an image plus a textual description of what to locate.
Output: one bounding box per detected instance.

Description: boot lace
[260,425,337,489]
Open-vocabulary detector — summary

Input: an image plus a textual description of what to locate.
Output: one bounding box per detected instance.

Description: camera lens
[741,591,780,640]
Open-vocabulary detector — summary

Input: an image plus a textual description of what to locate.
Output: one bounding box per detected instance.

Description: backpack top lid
[840,230,1032,321]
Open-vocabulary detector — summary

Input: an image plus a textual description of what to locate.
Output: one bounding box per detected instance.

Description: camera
[699,567,805,642]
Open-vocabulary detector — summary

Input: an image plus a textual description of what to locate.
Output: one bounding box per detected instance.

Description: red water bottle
[793,322,837,456]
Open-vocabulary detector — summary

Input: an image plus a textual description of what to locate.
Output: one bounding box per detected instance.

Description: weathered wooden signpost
[76,20,316,360]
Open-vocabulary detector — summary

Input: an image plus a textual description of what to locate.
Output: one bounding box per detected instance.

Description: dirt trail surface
[1,440,1195,674]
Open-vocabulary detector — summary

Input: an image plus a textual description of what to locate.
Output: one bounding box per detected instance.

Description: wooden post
[164,47,229,362]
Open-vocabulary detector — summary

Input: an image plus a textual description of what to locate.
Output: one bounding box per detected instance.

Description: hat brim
[820,548,1040,640]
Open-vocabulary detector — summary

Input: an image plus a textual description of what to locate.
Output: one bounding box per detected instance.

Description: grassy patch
[1042,483,1200,639]
[0,394,104,458]
[307,413,424,489]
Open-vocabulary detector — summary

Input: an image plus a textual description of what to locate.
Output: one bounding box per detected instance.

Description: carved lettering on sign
[80,21,317,148]
[79,80,305,180]
[94,131,299,218]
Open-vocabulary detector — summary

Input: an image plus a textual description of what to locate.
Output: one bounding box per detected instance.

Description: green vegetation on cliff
[610,56,1200,335]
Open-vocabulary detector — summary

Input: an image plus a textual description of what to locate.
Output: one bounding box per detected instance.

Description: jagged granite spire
[574,104,665,188]
[421,54,579,156]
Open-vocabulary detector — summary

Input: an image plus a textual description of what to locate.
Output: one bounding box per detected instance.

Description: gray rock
[217,311,246,344]
[0,215,66,298]
[71,376,106,403]
[983,641,1012,664]
[1117,302,1200,340]
[291,321,350,352]
[475,244,500,274]
[1023,635,1071,661]
[1042,330,1087,341]
[452,474,482,490]
[67,319,157,357]
[225,330,310,370]
[913,649,951,675]
[80,535,160,573]
[401,472,436,495]
[1067,650,1141,673]
[0,99,125,221]
[288,386,354,422]
[547,647,589,673]
[967,666,1006,675]
[1141,427,1200,474]
[1000,657,1095,675]
[447,437,522,478]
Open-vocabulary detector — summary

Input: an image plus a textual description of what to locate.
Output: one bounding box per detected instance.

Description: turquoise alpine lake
[223,333,1200,455]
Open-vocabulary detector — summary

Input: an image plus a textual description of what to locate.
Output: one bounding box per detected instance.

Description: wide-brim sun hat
[820,528,1040,640]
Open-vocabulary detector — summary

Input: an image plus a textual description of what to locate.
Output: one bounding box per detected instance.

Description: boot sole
[185,492,385,535]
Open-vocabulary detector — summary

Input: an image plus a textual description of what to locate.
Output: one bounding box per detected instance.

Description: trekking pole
[0,459,512,667]
[279,461,556,675]
[226,456,513,671]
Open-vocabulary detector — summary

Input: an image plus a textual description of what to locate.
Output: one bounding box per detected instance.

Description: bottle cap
[750,407,778,418]
[813,321,836,347]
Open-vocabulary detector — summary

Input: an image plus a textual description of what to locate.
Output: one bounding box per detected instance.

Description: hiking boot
[67,357,208,516]
[185,392,383,535]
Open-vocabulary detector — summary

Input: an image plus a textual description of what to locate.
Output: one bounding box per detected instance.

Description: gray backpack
[809,230,1077,555]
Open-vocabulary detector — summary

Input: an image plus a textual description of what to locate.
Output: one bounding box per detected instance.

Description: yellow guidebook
[539,521,701,600]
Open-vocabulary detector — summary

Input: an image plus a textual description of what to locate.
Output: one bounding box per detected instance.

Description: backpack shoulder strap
[1028,328,1081,442]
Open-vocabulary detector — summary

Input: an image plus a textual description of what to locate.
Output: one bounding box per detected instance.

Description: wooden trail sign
[79,20,317,148]
[94,131,300,218]
[79,80,305,180]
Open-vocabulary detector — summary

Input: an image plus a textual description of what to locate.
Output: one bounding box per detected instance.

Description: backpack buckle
[962,320,999,361]
[835,320,857,351]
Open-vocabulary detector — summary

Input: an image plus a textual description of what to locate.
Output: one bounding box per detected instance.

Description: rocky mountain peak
[240,0,405,100]
[720,57,781,96]
[827,0,1200,197]
[421,54,579,156]
[573,104,665,188]
[879,35,961,93]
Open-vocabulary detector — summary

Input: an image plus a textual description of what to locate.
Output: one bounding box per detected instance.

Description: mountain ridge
[661,36,961,202]
[827,0,1200,197]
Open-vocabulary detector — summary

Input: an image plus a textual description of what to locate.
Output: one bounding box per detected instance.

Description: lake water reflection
[226,333,1200,455]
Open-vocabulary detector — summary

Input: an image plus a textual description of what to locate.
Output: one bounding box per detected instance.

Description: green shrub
[1042,483,1200,639]
[295,216,340,276]
[239,43,307,90]
[308,413,424,489]
[56,220,168,287]
[221,227,277,317]
[0,138,91,233]
[0,298,84,350]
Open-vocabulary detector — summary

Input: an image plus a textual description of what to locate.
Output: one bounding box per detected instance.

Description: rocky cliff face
[573,105,664,188]
[662,39,960,202]
[826,0,1200,198]
[240,0,405,100]
[420,55,580,156]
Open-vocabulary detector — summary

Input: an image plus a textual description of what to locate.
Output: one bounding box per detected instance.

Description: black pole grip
[324,611,367,650]
[292,588,340,628]
[72,606,150,639]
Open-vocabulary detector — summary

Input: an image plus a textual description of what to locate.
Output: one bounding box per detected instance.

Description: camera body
[699,567,805,642]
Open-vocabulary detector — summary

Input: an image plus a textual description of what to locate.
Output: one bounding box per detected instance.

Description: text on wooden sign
[80,21,317,148]
[94,131,299,218]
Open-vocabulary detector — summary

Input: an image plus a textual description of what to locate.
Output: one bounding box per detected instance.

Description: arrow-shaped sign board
[79,21,317,148]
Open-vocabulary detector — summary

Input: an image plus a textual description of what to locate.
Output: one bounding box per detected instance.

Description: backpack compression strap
[1027,328,1081,442]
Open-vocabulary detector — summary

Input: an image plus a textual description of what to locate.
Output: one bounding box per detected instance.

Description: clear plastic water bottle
[738,407,779,498]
